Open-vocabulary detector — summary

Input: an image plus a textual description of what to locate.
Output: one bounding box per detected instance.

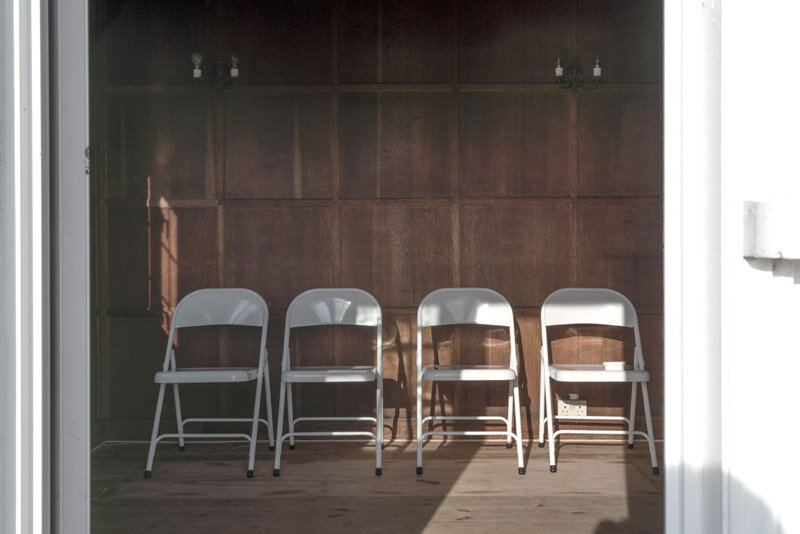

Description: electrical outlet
[557,397,587,417]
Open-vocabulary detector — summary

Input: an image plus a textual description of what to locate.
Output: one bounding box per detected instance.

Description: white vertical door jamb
[49,0,90,532]
[664,0,723,532]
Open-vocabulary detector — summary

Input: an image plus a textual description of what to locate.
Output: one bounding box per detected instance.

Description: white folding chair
[416,288,525,475]
[538,287,659,474]
[144,288,274,478]
[273,288,383,476]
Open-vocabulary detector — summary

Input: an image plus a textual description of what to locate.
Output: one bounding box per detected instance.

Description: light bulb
[191,52,203,78]
[230,55,239,79]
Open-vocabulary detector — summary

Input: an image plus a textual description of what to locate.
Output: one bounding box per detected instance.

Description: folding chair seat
[416,288,524,475]
[273,288,383,476]
[538,287,659,474]
[144,288,274,478]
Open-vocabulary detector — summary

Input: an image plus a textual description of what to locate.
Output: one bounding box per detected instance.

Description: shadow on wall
[745,258,800,284]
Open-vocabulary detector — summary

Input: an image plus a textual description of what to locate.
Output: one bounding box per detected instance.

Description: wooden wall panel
[578,0,663,84]
[380,313,416,440]
[577,201,663,309]
[217,0,333,85]
[339,205,454,307]
[578,88,663,197]
[107,316,172,419]
[224,92,333,199]
[107,207,218,313]
[459,0,577,83]
[109,93,213,200]
[460,91,573,198]
[93,0,665,442]
[338,0,379,84]
[339,92,456,199]
[382,0,457,83]
[460,202,572,306]
[101,0,210,85]
[223,207,336,308]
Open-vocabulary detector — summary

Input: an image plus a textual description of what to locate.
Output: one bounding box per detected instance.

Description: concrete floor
[92,439,663,533]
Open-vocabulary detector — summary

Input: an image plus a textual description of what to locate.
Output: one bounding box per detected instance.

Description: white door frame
[5,1,724,532]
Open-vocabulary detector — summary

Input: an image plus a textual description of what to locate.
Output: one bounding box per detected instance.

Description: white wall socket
[557,397,587,417]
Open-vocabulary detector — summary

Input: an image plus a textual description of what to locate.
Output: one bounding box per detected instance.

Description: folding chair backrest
[418,288,514,328]
[417,288,517,368]
[541,288,643,368]
[171,288,268,329]
[283,288,382,369]
[164,288,269,370]
[542,288,637,328]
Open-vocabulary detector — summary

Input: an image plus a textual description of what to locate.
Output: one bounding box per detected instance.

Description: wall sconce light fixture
[191,52,239,96]
[555,55,601,97]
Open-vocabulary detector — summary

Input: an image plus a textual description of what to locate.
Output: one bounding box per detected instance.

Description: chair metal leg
[287,382,295,449]
[416,376,423,474]
[628,382,638,448]
[513,380,525,474]
[376,375,383,475]
[145,383,167,478]
[263,363,275,450]
[505,381,514,448]
[544,376,557,472]
[640,382,659,474]
[538,364,546,447]
[273,380,287,476]
[247,372,264,478]
[172,383,185,451]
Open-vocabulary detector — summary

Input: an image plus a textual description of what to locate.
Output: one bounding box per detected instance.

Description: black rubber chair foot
[550,465,557,473]
[505,443,513,449]
[628,443,634,449]
[144,470,151,479]
[247,470,254,478]
[653,466,660,475]
[375,468,382,476]
[269,446,275,451]
[416,467,423,475]
[518,467,526,475]
[273,469,280,477]
[538,442,545,448]
[179,445,185,452]
[288,445,295,450]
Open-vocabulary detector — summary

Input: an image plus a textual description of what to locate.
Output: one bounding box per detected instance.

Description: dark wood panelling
[337,0,380,84]
[337,93,378,195]
[459,0,577,83]
[578,0,663,83]
[108,93,213,200]
[460,202,573,306]
[224,92,333,199]
[223,207,336,308]
[339,205,454,307]
[382,0,457,83]
[108,316,172,419]
[101,0,210,85]
[460,91,573,198]
[107,207,218,313]
[216,0,333,85]
[339,92,456,199]
[577,201,663,309]
[94,0,664,442]
[578,88,663,197]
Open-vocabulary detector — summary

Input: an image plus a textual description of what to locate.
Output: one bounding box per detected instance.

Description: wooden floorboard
[92,440,663,533]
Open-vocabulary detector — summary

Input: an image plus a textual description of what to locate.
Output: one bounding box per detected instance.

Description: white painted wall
[721,3,800,533]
